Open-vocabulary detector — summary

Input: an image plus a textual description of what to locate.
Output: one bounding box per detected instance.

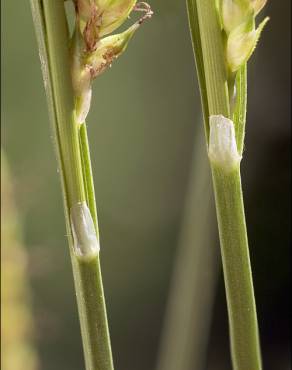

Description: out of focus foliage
[1,151,39,370]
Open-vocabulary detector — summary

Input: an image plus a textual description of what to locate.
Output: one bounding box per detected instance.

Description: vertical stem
[79,123,99,233]
[187,1,262,369]
[195,0,230,118]
[73,254,114,370]
[233,65,247,156]
[211,165,261,370]
[76,121,114,370]
[42,1,86,207]
[186,0,210,139]
[30,1,114,369]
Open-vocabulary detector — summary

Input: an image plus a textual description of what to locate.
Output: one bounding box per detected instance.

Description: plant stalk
[211,164,261,369]
[186,0,261,369]
[79,123,99,232]
[30,1,114,369]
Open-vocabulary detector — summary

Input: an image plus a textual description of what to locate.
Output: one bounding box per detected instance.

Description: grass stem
[186,1,262,368]
[79,123,99,232]
[30,1,114,369]
[211,164,261,369]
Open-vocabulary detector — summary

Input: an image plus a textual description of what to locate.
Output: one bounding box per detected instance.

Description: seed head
[221,0,252,34]
[71,2,153,123]
[77,0,137,51]
[220,0,267,34]
[85,23,139,78]
[250,0,267,15]
[226,16,269,72]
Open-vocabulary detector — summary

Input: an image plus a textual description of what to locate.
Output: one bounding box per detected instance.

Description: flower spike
[77,0,138,50]
[251,0,267,15]
[71,2,153,124]
[226,16,269,72]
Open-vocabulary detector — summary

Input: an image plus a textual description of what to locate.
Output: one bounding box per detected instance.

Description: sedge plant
[29,1,152,369]
[186,0,268,369]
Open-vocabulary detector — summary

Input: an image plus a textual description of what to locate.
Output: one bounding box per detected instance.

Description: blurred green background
[1,1,291,369]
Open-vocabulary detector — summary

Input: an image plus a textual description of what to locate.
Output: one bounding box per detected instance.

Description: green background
[1,1,290,369]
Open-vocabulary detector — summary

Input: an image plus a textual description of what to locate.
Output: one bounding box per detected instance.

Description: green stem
[73,254,114,370]
[233,64,247,156]
[30,1,114,369]
[194,0,230,118]
[79,123,99,234]
[187,1,261,369]
[211,165,261,370]
[186,0,210,138]
[42,1,86,207]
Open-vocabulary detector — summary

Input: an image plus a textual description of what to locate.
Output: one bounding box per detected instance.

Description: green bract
[226,16,269,72]
[72,1,152,123]
[219,0,268,74]
[73,24,139,123]
[221,0,252,34]
[77,0,136,46]
[251,0,267,15]
[99,0,137,37]
[85,23,139,78]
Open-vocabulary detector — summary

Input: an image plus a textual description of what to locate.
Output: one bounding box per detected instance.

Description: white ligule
[208,115,241,171]
[70,202,100,257]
